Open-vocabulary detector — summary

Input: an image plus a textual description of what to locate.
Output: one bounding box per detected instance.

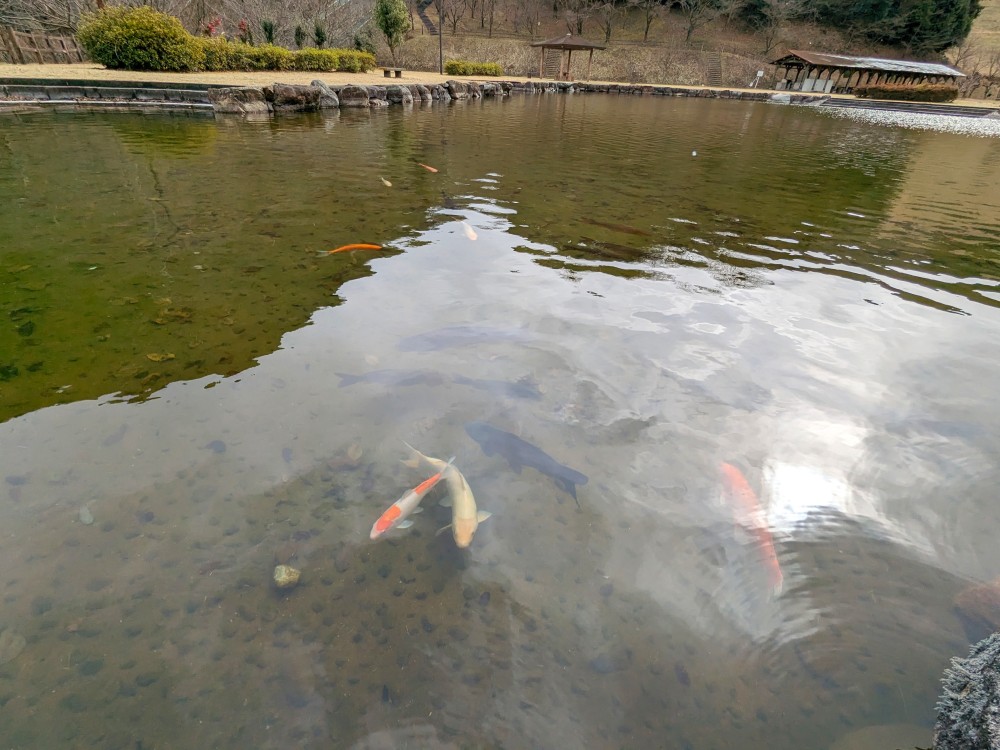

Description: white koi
[403,442,491,548]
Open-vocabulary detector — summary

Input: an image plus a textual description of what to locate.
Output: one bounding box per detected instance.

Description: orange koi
[370,457,455,540]
[327,243,383,255]
[720,462,784,595]
[418,163,439,173]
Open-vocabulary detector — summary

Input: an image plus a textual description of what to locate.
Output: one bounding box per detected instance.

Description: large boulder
[446,80,470,99]
[268,83,321,112]
[338,85,371,107]
[385,84,413,105]
[310,79,340,109]
[208,87,270,115]
[934,632,1000,750]
[411,84,432,103]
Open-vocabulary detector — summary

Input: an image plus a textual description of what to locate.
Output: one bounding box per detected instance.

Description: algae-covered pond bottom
[1,96,999,749]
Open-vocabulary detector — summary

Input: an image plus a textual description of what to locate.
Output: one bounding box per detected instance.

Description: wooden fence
[0,26,86,64]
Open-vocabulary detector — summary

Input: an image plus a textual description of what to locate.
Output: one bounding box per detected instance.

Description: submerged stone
[0,627,26,665]
[273,564,301,590]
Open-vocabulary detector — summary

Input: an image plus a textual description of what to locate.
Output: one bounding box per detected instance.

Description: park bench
[381,68,403,78]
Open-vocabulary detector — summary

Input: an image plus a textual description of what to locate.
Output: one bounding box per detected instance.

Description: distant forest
[0,0,983,56]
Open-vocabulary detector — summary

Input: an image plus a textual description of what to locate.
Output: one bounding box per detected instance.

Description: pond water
[1,95,999,749]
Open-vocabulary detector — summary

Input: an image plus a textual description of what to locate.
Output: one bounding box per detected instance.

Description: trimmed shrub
[444,59,504,76]
[197,39,293,71]
[77,6,203,71]
[294,48,343,71]
[294,48,375,72]
[854,83,959,103]
[246,43,295,71]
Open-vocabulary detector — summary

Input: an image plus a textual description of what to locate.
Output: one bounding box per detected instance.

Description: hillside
[967,0,1000,72]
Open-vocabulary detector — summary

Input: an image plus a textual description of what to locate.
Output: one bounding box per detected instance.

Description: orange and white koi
[327,243,382,255]
[403,443,490,548]
[417,163,439,173]
[370,457,454,540]
[380,177,392,187]
[461,222,478,241]
[720,462,784,595]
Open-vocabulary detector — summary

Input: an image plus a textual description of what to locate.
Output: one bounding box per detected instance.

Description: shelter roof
[530,33,607,51]
[770,50,965,77]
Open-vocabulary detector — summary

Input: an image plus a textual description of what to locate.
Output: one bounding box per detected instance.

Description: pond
[1,95,999,749]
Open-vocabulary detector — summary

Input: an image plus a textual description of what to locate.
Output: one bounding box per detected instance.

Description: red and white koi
[403,443,491,548]
[370,457,454,540]
[720,461,784,596]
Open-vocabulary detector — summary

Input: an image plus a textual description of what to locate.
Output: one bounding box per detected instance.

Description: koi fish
[464,422,587,505]
[462,222,478,241]
[720,462,784,595]
[370,457,454,540]
[417,163,438,173]
[403,443,491,548]
[380,177,392,187]
[327,243,382,255]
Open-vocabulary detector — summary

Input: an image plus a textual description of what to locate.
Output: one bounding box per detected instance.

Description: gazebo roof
[771,50,964,77]
[530,33,607,51]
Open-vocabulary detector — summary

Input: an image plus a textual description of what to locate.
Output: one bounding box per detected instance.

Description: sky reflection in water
[1,98,999,749]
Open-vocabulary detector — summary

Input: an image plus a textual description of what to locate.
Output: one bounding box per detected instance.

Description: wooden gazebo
[530,33,606,81]
[770,50,965,94]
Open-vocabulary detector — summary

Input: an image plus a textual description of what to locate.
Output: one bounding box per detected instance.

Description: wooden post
[1,26,25,64]
[538,45,544,78]
[566,49,572,81]
[586,49,593,81]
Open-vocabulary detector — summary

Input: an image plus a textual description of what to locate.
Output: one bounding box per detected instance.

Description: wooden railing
[0,25,86,64]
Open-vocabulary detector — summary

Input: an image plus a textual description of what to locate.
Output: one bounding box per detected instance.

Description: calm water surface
[1,96,1000,749]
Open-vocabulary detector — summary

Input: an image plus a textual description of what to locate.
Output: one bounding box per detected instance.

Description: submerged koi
[720,462,784,595]
[380,177,392,187]
[462,222,478,241]
[370,457,454,540]
[403,443,491,548]
[417,163,439,173]
[327,243,383,255]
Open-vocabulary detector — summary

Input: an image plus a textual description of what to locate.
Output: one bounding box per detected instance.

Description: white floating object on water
[691,150,697,157]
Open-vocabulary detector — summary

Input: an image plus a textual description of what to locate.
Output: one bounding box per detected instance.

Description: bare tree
[749,0,806,56]
[594,0,615,42]
[556,0,594,34]
[677,0,738,42]
[628,0,660,42]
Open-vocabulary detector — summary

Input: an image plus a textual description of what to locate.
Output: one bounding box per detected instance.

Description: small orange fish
[327,243,383,255]
[720,462,784,595]
[418,163,439,173]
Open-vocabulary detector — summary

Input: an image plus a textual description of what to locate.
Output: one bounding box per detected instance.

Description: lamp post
[437,0,443,74]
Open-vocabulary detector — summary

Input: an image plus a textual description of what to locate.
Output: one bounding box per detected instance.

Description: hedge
[444,60,503,76]
[77,6,374,73]
[854,83,960,103]
[293,47,376,73]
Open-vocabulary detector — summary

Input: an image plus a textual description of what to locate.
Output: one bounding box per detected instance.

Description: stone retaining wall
[0,77,829,114]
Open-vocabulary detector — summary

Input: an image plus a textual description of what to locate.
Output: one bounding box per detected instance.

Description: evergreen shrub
[77,6,203,71]
[444,60,503,76]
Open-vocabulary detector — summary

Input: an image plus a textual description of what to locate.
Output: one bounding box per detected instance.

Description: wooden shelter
[530,34,606,82]
[770,50,965,94]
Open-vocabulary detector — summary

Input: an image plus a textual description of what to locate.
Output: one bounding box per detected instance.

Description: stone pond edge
[0,77,828,114]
